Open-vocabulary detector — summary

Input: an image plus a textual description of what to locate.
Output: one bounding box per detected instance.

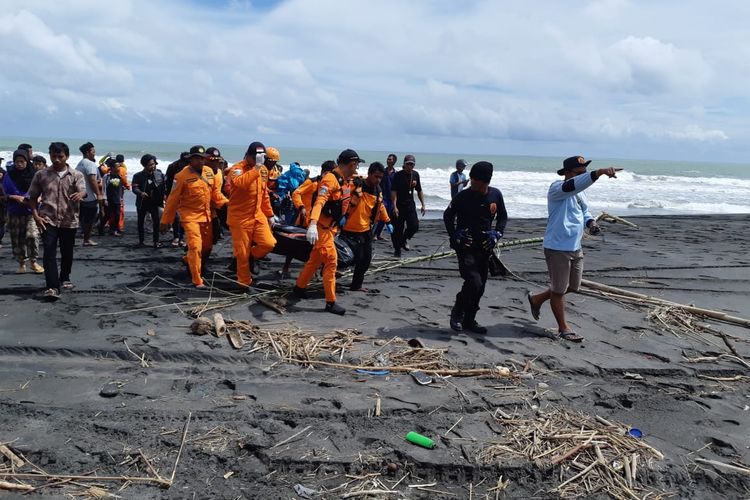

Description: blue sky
[1,0,749,161]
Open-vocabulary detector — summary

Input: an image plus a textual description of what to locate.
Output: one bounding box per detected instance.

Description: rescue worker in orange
[159,145,228,289]
[278,160,335,278]
[291,160,336,227]
[341,161,392,291]
[293,149,363,315]
[226,142,278,288]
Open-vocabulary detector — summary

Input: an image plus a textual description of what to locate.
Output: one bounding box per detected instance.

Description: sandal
[62,281,74,290]
[42,288,60,300]
[557,330,584,343]
[527,291,540,321]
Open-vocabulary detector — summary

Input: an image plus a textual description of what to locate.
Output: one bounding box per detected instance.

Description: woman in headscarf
[2,149,43,273]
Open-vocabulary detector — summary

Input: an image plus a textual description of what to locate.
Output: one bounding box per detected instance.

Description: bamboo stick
[213,313,226,337]
[580,279,750,329]
[288,358,505,377]
[694,458,750,476]
[0,480,33,491]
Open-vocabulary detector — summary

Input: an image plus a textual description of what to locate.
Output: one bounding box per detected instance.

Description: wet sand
[0,214,749,498]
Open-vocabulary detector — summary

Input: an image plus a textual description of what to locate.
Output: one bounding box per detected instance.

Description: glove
[306,224,319,245]
[482,230,502,251]
[385,224,394,234]
[588,223,602,236]
[451,229,472,250]
[268,215,280,227]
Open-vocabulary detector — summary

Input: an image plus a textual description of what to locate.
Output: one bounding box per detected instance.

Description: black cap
[187,145,207,158]
[456,159,467,169]
[115,154,125,163]
[558,156,592,176]
[206,147,222,159]
[245,141,266,157]
[403,154,416,165]
[469,161,493,183]
[337,149,365,164]
[140,154,158,167]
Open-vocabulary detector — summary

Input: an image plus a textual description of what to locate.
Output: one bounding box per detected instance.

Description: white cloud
[427,79,457,97]
[0,0,745,160]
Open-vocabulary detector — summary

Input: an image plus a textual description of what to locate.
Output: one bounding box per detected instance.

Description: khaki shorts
[544,248,584,294]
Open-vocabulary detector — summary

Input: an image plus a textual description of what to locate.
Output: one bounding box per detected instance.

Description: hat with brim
[557,155,591,176]
[338,149,365,164]
[188,145,207,158]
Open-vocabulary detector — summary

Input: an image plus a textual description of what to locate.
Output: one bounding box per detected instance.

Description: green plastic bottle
[405,431,435,449]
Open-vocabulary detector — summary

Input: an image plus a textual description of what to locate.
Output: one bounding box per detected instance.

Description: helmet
[266,147,280,161]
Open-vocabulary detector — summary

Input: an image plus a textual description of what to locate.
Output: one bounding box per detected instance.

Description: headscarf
[8,149,35,193]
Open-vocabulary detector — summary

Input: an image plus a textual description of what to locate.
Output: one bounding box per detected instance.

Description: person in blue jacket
[3,149,43,273]
[527,156,621,342]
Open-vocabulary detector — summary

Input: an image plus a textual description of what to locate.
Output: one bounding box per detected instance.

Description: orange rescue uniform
[295,168,353,302]
[291,177,317,227]
[343,181,390,233]
[115,164,130,232]
[227,160,277,286]
[161,165,228,286]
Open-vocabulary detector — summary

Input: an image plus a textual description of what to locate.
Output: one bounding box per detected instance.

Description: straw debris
[477,406,665,498]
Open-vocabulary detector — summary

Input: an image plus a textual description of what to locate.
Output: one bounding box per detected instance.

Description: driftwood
[0,444,24,468]
[596,212,639,229]
[213,313,226,337]
[580,279,750,329]
[227,330,245,349]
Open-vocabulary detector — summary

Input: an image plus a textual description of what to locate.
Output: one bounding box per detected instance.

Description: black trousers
[452,248,490,325]
[137,203,161,244]
[79,201,98,241]
[391,203,419,250]
[343,230,373,290]
[42,226,76,291]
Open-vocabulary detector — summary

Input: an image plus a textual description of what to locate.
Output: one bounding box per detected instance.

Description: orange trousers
[229,219,277,286]
[182,221,213,286]
[296,226,337,302]
[119,204,125,231]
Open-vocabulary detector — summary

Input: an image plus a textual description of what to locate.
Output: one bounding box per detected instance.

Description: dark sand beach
[1,214,749,498]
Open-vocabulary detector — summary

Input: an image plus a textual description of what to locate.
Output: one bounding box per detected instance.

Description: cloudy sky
[1,0,748,161]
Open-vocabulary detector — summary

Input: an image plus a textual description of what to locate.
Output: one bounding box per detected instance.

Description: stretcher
[271,225,354,268]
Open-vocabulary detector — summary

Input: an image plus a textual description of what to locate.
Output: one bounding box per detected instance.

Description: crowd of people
[1,140,619,339]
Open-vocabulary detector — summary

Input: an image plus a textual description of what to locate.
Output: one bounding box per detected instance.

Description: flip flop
[557,330,584,343]
[410,371,432,385]
[527,291,540,321]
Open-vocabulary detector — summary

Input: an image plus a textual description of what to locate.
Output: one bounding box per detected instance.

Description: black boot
[325,301,346,315]
[293,286,307,299]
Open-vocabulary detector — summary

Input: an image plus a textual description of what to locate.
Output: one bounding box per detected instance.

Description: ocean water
[2,137,749,219]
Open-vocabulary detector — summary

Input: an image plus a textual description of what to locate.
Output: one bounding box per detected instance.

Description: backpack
[320,171,349,223]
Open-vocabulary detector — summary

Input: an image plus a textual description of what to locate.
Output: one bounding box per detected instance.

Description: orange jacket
[343,182,390,233]
[117,164,130,189]
[292,178,316,210]
[310,168,353,230]
[161,165,228,224]
[227,159,274,224]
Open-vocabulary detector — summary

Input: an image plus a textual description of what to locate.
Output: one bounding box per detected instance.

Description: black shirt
[391,169,422,207]
[443,186,508,242]
[132,169,166,208]
[165,160,187,195]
